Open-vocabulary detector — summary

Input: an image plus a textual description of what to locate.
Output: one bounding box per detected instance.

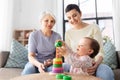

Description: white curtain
[112,0,120,50]
[0,0,13,51]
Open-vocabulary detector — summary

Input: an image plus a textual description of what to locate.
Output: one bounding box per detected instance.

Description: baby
[57,37,100,75]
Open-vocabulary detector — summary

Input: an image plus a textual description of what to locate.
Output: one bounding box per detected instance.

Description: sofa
[0,51,120,80]
[113,51,120,80]
[0,51,23,80]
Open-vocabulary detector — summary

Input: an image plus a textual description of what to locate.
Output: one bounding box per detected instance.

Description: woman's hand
[87,61,99,75]
[44,59,53,67]
[38,63,45,73]
[87,56,103,75]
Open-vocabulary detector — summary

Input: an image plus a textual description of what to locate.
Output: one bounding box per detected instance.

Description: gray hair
[39,11,56,23]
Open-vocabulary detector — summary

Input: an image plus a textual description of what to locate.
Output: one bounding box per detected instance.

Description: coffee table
[10,72,101,80]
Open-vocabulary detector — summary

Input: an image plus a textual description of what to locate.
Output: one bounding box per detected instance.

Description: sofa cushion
[5,39,28,68]
[103,41,117,69]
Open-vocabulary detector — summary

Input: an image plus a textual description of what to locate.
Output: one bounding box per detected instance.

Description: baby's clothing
[65,47,93,75]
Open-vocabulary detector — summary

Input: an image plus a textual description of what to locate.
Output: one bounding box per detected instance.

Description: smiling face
[66,9,82,27]
[41,14,55,31]
[76,38,93,56]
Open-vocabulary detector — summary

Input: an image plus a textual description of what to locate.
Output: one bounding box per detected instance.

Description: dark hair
[65,4,81,13]
[84,37,100,58]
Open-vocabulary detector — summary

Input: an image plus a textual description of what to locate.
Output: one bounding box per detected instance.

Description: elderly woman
[21,11,61,75]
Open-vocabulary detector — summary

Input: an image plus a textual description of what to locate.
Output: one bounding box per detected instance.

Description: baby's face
[76,38,92,56]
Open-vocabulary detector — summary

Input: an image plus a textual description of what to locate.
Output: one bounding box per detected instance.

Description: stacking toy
[55,41,62,47]
[56,74,72,80]
[63,75,72,80]
[56,74,65,79]
[51,41,63,74]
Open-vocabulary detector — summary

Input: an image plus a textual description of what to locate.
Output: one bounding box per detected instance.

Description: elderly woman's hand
[38,63,45,73]
[44,59,53,67]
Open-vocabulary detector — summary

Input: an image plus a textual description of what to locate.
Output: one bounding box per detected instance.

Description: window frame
[63,0,114,42]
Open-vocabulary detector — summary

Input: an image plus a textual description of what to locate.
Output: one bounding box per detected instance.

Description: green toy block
[55,41,62,47]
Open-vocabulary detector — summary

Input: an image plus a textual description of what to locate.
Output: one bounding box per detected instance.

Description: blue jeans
[96,64,114,80]
[21,62,52,75]
[63,63,114,80]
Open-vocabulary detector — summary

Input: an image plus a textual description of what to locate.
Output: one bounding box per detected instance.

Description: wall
[56,0,63,38]
[113,0,120,50]
[0,0,63,51]
[0,0,120,51]
[13,0,63,36]
[13,0,58,29]
[0,0,13,51]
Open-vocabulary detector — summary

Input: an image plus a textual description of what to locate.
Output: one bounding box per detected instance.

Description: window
[63,0,114,43]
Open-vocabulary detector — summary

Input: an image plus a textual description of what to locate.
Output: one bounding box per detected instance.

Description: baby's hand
[56,47,67,57]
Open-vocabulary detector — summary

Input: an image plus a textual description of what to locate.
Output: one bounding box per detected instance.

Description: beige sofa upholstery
[0,68,22,80]
[0,51,120,80]
[0,51,23,80]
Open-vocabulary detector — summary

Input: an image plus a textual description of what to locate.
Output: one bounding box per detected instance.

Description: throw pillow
[103,40,117,69]
[5,39,28,68]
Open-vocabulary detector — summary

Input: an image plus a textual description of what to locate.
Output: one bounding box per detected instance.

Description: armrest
[0,51,10,67]
[116,51,120,68]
